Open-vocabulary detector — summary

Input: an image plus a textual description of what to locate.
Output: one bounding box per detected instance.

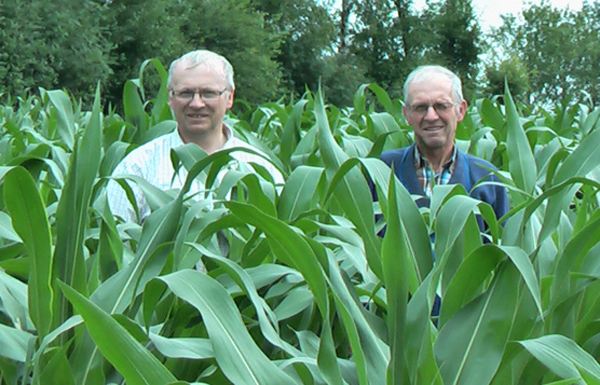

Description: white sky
[414,0,585,31]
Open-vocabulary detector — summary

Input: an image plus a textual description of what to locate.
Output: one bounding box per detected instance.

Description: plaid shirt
[414,146,458,197]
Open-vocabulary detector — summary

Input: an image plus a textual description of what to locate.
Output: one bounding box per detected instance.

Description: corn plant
[1,59,600,385]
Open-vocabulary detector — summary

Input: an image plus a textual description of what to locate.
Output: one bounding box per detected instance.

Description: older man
[107,50,284,223]
[380,65,508,232]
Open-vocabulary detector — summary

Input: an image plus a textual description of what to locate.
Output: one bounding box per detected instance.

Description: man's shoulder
[380,146,410,164]
[460,150,498,170]
[124,131,180,159]
[227,136,261,151]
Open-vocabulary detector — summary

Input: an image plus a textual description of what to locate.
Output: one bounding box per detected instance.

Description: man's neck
[417,144,455,174]
[178,125,228,155]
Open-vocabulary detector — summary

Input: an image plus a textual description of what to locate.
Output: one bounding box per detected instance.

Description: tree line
[1,0,599,109]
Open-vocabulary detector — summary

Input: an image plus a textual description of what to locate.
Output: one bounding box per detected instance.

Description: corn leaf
[60,282,177,385]
[4,166,53,337]
[504,83,536,195]
[147,270,298,385]
[314,88,382,278]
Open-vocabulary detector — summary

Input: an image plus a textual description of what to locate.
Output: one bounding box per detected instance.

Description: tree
[419,0,481,99]
[340,0,482,101]
[251,0,339,100]
[0,0,111,100]
[486,0,600,105]
[484,56,531,104]
[349,0,409,97]
[103,0,187,105]
[178,0,284,107]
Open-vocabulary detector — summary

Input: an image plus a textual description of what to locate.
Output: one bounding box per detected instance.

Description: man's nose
[423,105,440,119]
[189,92,206,107]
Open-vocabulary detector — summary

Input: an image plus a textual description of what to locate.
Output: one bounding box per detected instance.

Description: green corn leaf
[326,249,389,385]
[504,83,536,195]
[520,334,600,382]
[0,269,31,330]
[59,282,178,385]
[149,333,214,360]
[314,89,381,278]
[3,166,53,337]
[122,80,148,138]
[405,273,442,385]
[0,323,34,363]
[52,84,103,328]
[89,196,182,314]
[439,244,505,328]
[280,99,308,166]
[46,89,75,150]
[381,167,410,385]
[549,215,600,312]
[435,261,520,385]
[184,242,302,357]
[539,127,600,243]
[363,157,433,284]
[226,201,329,316]
[147,270,298,385]
[278,166,324,221]
[479,98,506,131]
[137,58,170,123]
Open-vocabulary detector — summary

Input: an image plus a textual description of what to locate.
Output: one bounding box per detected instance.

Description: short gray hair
[403,65,463,105]
[167,50,235,90]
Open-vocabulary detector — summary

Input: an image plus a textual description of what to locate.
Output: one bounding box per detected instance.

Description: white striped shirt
[106,125,283,223]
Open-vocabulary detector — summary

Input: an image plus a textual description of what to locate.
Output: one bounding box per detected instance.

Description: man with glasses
[380,65,508,233]
[107,49,284,223]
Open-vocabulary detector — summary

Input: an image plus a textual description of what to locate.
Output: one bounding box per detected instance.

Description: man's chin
[185,121,211,131]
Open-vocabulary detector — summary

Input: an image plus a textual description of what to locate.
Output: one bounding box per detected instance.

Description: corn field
[1,59,600,385]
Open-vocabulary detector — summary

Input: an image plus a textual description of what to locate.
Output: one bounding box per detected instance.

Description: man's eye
[179,91,195,98]
[434,103,452,111]
[202,91,219,99]
[413,105,429,113]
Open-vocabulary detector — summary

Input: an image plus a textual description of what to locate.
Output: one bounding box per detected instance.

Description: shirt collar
[414,145,458,171]
[174,123,233,152]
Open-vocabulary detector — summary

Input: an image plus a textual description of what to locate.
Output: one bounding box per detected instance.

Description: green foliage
[180,0,284,106]
[252,0,338,98]
[103,0,187,104]
[2,61,600,384]
[0,0,111,100]
[486,0,600,105]
[484,56,531,104]
[423,0,482,98]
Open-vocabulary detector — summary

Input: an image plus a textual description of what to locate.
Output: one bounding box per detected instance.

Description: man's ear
[226,89,235,109]
[457,100,468,122]
[402,104,412,125]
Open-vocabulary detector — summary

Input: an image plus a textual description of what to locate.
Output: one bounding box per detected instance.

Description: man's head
[402,65,467,159]
[168,50,235,147]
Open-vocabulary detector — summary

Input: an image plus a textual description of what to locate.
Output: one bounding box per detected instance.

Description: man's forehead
[409,79,453,100]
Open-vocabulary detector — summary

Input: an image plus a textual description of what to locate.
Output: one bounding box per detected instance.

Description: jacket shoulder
[380,148,408,165]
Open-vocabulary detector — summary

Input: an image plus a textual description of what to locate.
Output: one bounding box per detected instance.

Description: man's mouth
[423,126,443,132]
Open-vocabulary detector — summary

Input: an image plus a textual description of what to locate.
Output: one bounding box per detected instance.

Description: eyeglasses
[171,89,228,102]
[408,102,457,115]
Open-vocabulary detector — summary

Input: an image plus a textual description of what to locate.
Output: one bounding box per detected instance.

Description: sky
[414,0,585,31]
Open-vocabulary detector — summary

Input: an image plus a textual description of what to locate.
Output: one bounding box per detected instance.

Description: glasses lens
[434,103,453,112]
[201,91,219,100]
[176,91,195,100]
[411,102,454,115]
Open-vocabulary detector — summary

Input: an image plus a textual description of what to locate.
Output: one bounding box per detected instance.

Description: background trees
[1,0,600,109]
[484,0,600,106]
[0,0,111,99]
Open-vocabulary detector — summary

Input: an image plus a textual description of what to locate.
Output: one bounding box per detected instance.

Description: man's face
[168,61,234,143]
[403,76,466,155]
